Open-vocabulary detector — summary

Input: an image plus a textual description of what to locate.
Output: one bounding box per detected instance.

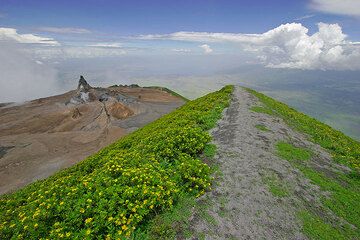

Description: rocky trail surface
[190,86,346,239]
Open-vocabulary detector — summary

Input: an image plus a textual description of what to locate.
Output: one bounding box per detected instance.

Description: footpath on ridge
[190,86,348,239]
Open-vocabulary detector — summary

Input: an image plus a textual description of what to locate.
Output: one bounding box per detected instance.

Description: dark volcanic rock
[99,93,110,102]
[77,76,92,92]
[0,146,14,159]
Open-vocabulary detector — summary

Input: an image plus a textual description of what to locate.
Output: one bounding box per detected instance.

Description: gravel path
[189,86,342,239]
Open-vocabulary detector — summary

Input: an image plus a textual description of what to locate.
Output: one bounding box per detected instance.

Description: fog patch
[0,41,63,103]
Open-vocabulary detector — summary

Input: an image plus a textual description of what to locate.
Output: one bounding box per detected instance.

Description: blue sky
[0,0,359,39]
[0,0,360,101]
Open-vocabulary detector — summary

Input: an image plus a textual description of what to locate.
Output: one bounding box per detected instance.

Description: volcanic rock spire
[77,76,92,92]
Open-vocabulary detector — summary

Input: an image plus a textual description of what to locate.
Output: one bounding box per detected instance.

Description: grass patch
[262,172,290,198]
[246,88,360,173]
[276,141,312,162]
[197,197,217,226]
[0,86,233,239]
[247,87,360,239]
[133,195,196,240]
[218,196,229,218]
[250,106,275,115]
[255,124,270,132]
[203,144,217,159]
[298,211,348,240]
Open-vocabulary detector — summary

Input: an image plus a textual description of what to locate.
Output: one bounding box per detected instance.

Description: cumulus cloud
[0,41,63,102]
[138,22,360,70]
[0,27,59,45]
[37,27,91,34]
[310,0,360,17]
[199,44,213,54]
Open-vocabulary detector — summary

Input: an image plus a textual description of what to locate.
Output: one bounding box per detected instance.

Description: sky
[0,0,360,101]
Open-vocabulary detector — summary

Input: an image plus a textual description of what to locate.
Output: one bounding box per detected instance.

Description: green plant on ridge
[0,86,233,239]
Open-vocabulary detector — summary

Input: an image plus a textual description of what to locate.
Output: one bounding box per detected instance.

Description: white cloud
[32,46,127,59]
[295,14,315,21]
[199,44,213,54]
[87,42,122,48]
[172,48,191,53]
[138,31,261,43]
[38,27,91,34]
[0,27,59,45]
[137,23,360,70]
[0,41,63,102]
[310,0,360,17]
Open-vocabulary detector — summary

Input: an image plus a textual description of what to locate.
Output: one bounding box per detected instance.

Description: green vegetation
[247,88,360,239]
[255,124,270,132]
[276,141,312,162]
[262,171,289,198]
[298,211,348,240]
[134,195,196,240]
[246,88,360,173]
[0,86,233,239]
[203,144,217,159]
[250,106,275,115]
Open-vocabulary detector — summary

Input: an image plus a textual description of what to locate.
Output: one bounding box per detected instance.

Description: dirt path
[190,86,340,239]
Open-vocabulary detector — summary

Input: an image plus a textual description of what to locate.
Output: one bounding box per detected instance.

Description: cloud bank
[172,48,191,53]
[310,0,360,17]
[86,42,122,48]
[0,41,62,102]
[139,22,360,70]
[37,27,91,34]
[32,46,127,59]
[0,27,59,45]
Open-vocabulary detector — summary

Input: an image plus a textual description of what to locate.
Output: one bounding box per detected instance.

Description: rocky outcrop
[77,75,92,92]
[69,76,93,105]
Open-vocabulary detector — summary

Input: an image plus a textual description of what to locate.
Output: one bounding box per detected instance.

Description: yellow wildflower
[85,218,93,224]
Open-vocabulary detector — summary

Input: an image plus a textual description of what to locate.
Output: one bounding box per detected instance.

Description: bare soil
[0,87,184,194]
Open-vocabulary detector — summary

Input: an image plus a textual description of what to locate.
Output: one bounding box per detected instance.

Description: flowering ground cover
[0,86,233,239]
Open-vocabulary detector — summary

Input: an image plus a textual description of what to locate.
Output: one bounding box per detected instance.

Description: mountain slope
[0,77,184,194]
[1,85,359,239]
[0,86,233,239]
